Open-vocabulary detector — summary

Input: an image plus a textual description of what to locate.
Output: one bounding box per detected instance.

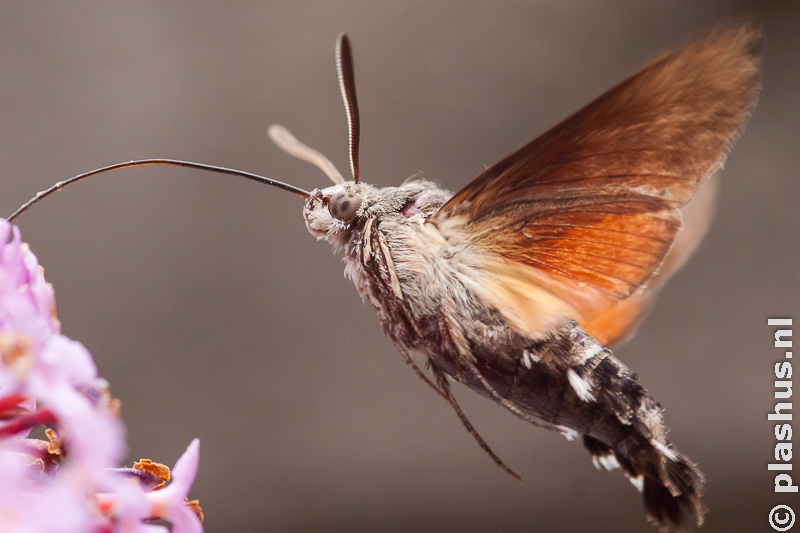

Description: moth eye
[328,191,362,222]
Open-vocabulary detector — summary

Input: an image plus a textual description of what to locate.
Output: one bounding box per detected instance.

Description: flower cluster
[0,218,203,532]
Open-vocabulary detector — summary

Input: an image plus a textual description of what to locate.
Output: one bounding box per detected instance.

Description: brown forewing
[431,25,761,330]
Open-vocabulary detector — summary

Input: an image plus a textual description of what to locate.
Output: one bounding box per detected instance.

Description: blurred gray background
[1,2,797,532]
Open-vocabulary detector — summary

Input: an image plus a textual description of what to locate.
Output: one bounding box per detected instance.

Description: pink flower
[148,439,202,533]
[0,219,204,532]
[0,219,59,349]
[105,439,203,533]
[0,453,93,532]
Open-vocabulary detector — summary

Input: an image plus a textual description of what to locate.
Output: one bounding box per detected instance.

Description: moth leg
[360,217,375,266]
[437,311,560,432]
[388,336,448,402]
[375,230,402,300]
[437,315,466,381]
[461,354,562,433]
[428,363,523,482]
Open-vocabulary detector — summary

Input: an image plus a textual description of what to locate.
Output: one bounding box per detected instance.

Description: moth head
[302,178,449,247]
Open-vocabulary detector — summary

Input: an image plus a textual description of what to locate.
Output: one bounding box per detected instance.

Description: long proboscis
[7,159,310,222]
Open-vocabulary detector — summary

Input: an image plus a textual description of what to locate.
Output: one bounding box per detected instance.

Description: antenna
[268,125,345,185]
[336,33,361,183]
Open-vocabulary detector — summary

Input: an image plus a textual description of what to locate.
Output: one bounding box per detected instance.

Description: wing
[430,24,761,343]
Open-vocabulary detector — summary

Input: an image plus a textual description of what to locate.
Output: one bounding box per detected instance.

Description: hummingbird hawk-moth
[10,24,762,531]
